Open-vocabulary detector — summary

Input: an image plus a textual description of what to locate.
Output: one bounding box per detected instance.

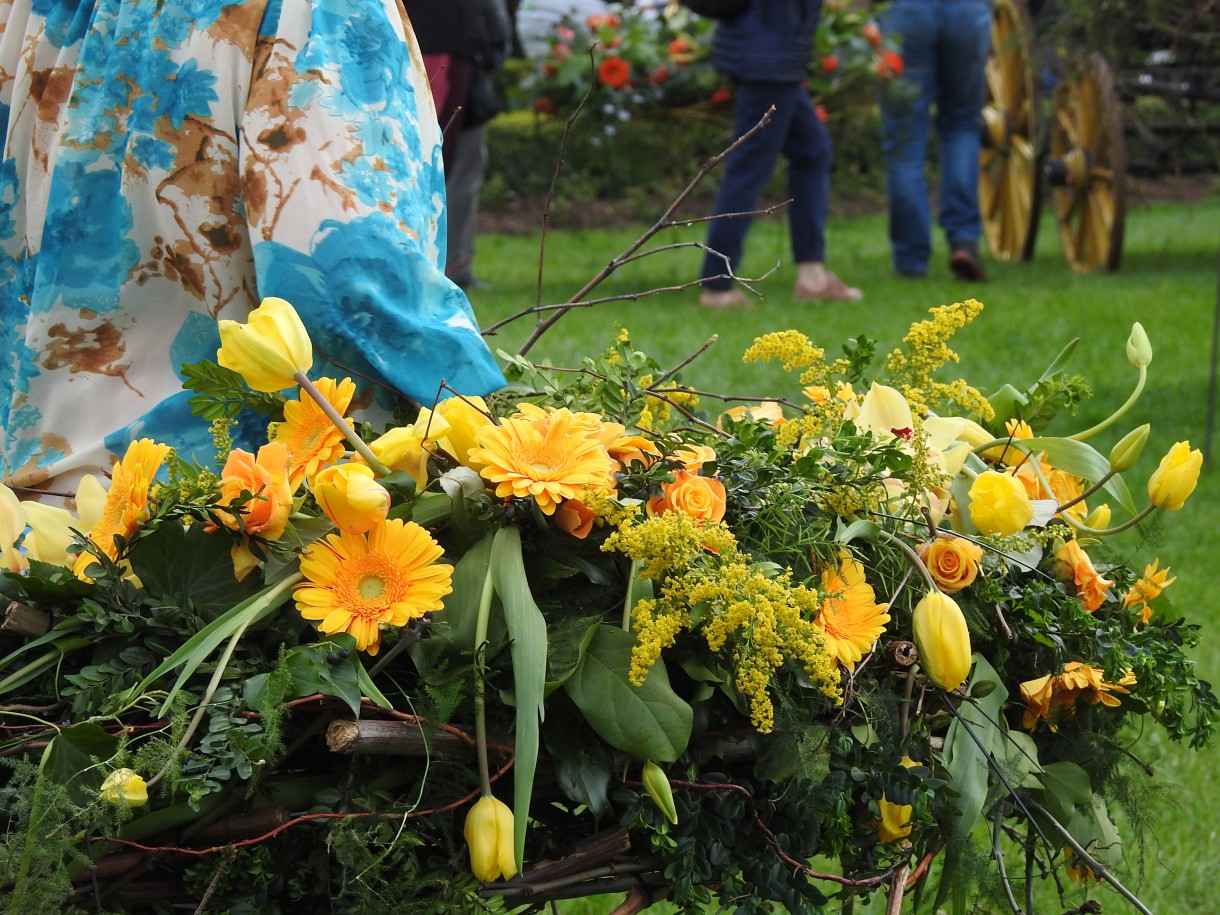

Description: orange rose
[647,469,726,522]
[555,499,597,539]
[919,536,983,592]
[212,442,294,580]
[1054,539,1114,612]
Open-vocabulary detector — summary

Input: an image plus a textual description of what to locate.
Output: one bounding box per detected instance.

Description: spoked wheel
[980,0,1040,262]
[1047,51,1127,273]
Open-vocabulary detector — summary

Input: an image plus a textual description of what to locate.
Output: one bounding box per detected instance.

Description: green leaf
[835,517,882,544]
[442,532,495,649]
[1022,436,1108,483]
[45,722,119,806]
[564,624,693,762]
[490,525,548,872]
[942,655,1009,840]
[129,519,260,616]
[544,710,614,816]
[1034,760,1093,825]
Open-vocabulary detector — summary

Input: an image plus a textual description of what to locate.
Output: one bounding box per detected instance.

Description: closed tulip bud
[312,463,391,534]
[1083,503,1111,531]
[967,470,1034,536]
[100,768,148,807]
[1108,424,1149,473]
[1126,322,1152,369]
[878,757,919,843]
[464,794,518,882]
[217,296,313,392]
[642,761,678,825]
[912,591,972,691]
[1147,441,1202,511]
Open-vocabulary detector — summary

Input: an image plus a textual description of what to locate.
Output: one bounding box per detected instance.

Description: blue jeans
[701,80,831,289]
[879,0,992,275]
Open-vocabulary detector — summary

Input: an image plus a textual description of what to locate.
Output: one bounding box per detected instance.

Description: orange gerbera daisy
[74,438,170,580]
[272,376,356,490]
[814,555,891,670]
[472,409,614,515]
[294,518,453,655]
[597,55,630,89]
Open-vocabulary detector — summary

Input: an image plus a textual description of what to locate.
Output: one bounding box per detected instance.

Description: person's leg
[700,80,795,299]
[935,0,992,275]
[445,123,489,288]
[783,93,861,300]
[878,1,937,277]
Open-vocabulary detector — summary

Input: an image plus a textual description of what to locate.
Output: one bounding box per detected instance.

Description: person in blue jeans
[878,0,993,280]
[699,0,862,309]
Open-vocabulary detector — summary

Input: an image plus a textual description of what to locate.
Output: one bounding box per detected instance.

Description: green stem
[1070,364,1146,442]
[0,637,91,695]
[871,526,937,592]
[472,556,497,797]
[1054,468,1115,514]
[293,371,391,476]
[622,559,642,632]
[1059,503,1157,537]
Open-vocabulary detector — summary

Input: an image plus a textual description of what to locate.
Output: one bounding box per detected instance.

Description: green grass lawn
[465,185,1220,912]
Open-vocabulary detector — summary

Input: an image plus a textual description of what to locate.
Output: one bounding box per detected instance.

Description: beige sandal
[699,288,752,309]
[792,271,863,302]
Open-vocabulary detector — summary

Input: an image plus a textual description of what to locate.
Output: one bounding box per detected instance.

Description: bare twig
[515,107,778,355]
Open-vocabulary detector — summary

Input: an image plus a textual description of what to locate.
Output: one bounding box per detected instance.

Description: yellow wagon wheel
[980,0,1040,262]
[1047,51,1127,273]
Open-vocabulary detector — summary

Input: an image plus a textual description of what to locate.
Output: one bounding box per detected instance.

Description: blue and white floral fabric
[0,0,506,494]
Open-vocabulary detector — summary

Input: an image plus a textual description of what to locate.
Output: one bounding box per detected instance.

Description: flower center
[359,574,387,601]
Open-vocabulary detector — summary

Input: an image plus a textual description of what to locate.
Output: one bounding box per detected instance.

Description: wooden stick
[325,719,474,757]
[194,807,290,843]
[1,602,49,637]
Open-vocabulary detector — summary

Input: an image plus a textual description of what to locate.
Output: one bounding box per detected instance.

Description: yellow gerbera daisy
[74,438,170,580]
[294,519,453,655]
[272,376,356,490]
[472,409,614,515]
[814,555,891,670]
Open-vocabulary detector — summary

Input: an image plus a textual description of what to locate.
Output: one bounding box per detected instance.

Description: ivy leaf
[129,520,260,617]
[564,623,693,762]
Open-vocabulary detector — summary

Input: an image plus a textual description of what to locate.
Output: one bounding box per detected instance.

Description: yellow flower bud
[464,794,518,882]
[642,761,679,825]
[1108,424,1149,473]
[912,591,972,691]
[967,470,1034,536]
[100,768,148,807]
[1147,441,1202,511]
[312,464,391,534]
[217,296,313,392]
[878,757,919,843]
[1126,322,1152,369]
[1082,503,1111,531]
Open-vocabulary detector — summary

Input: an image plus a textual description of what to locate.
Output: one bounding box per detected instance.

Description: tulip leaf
[490,525,547,872]
[442,532,496,650]
[1023,436,1137,514]
[564,624,693,762]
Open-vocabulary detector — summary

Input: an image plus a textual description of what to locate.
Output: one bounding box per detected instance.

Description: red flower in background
[648,65,669,86]
[815,104,828,123]
[821,54,839,74]
[876,50,904,78]
[668,36,694,64]
[598,56,631,90]
[535,97,553,115]
[555,25,576,42]
[586,13,620,29]
[710,85,732,105]
[551,42,572,62]
[862,22,881,46]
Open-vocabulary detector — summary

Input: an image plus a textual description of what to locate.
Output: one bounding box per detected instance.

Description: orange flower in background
[862,22,881,46]
[212,442,294,580]
[597,56,631,90]
[821,54,839,74]
[815,555,891,670]
[919,536,983,592]
[586,13,619,28]
[554,498,598,539]
[710,85,732,105]
[876,50,904,78]
[1020,661,1135,732]
[648,65,668,86]
[473,409,614,515]
[1124,558,1175,624]
[295,519,452,655]
[815,104,828,123]
[647,469,726,522]
[667,37,693,64]
[1054,538,1114,612]
[273,376,356,490]
[74,438,170,581]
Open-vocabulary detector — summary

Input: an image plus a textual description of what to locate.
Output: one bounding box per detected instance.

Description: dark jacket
[710,0,824,83]
[406,0,511,70]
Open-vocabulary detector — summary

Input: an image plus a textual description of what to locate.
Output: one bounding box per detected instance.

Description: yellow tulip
[20,501,76,567]
[1147,441,1202,511]
[878,757,919,843]
[217,296,313,392]
[968,470,1033,536]
[100,768,148,807]
[312,464,391,534]
[464,794,518,882]
[434,395,494,471]
[0,483,28,573]
[1108,424,1149,473]
[912,591,972,691]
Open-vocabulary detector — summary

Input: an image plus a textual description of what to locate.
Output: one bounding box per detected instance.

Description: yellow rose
[434,395,493,471]
[313,463,391,534]
[912,591,972,691]
[968,470,1034,536]
[919,536,983,592]
[1147,440,1202,511]
[646,469,726,522]
[100,768,148,807]
[878,757,919,843]
[217,296,313,392]
[464,794,518,882]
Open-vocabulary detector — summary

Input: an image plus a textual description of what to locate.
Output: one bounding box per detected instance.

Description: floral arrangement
[513,1,902,128]
[0,291,1214,914]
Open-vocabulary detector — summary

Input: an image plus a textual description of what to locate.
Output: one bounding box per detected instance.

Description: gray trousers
[445,123,488,286]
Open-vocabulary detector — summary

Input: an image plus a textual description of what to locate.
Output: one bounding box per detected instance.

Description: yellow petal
[0,484,28,573]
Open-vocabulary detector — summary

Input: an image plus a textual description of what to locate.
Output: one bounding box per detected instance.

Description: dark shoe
[948,245,987,281]
[894,268,926,280]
